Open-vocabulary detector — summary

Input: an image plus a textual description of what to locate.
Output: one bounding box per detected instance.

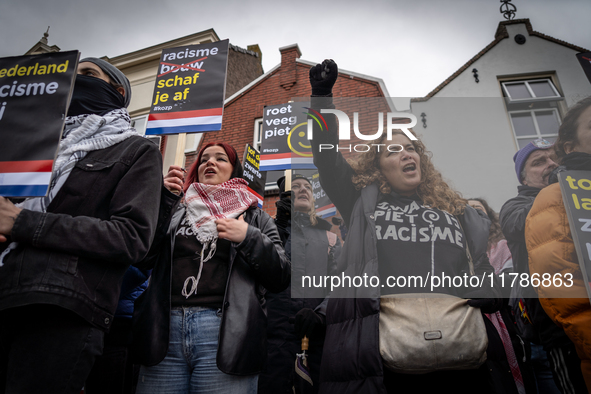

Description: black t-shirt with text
[374,193,468,296]
[171,213,230,308]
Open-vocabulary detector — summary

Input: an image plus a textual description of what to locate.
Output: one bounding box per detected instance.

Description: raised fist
[309,59,338,96]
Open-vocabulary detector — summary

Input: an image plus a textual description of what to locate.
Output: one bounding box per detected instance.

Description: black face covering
[67,74,126,116]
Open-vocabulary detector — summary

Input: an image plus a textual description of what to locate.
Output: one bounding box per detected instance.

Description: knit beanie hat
[513,139,554,184]
[80,57,132,107]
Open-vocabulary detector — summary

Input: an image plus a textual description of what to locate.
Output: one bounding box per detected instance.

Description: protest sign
[242,144,266,208]
[0,50,78,197]
[292,169,336,218]
[146,39,229,135]
[259,101,315,171]
[559,170,591,300]
[311,171,336,217]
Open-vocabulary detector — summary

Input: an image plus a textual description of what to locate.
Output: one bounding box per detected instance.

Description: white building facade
[411,19,591,210]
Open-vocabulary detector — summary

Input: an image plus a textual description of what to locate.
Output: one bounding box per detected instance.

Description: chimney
[279,44,301,90]
[247,44,262,65]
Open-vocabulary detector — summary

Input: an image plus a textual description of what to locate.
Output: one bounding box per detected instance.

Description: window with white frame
[131,115,148,135]
[508,109,561,149]
[132,114,161,147]
[501,79,561,102]
[253,118,263,151]
[501,78,563,149]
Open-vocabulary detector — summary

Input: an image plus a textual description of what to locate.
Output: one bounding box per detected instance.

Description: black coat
[316,184,497,394]
[259,212,341,393]
[309,97,498,393]
[132,203,290,375]
[500,185,573,349]
[0,136,164,331]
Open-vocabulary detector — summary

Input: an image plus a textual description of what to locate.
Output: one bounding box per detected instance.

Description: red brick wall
[195,49,387,217]
[263,194,279,218]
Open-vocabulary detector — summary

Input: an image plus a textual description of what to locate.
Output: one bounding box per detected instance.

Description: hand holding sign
[164,165,186,194]
[0,197,22,242]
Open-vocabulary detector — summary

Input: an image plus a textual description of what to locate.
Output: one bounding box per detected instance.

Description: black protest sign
[259,101,313,171]
[242,144,266,208]
[577,52,591,85]
[146,39,229,135]
[559,170,591,300]
[0,50,79,197]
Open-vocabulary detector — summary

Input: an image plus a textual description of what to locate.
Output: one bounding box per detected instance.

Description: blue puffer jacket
[115,266,151,319]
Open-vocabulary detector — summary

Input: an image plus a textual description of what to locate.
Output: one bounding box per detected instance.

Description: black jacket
[132,203,290,375]
[259,212,341,393]
[499,185,540,276]
[0,136,164,331]
[316,184,497,394]
[500,185,572,349]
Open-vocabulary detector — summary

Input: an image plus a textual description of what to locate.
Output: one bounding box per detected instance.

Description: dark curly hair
[349,130,467,215]
[554,96,591,160]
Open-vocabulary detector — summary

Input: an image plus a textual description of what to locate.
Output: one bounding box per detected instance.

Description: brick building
[192,43,392,217]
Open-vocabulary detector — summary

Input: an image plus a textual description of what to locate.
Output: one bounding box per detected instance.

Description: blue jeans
[136,307,258,394]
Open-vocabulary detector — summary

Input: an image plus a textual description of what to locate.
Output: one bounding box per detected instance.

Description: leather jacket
[132,203,290,375]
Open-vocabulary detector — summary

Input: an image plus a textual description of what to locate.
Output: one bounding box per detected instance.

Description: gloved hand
[465,288,502,314]
[309,59,338,96]
[294,308,326,339]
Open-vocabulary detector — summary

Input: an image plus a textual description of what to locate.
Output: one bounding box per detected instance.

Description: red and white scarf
[184,178,258,263]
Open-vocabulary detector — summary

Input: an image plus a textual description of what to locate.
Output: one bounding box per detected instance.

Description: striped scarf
[182,178,258,296]
[0,108,138,267]
[185,178,258,258]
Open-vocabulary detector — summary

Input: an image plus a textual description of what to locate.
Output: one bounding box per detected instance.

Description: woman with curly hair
[307,60,500,394]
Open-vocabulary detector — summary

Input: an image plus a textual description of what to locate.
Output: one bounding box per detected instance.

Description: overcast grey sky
[1,0,589,99]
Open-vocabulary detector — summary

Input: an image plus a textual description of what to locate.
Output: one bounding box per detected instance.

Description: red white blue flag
[0,160,53,197]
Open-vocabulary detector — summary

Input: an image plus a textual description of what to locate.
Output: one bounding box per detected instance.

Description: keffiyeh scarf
[0,108,138,266]
[183,178,258,292]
